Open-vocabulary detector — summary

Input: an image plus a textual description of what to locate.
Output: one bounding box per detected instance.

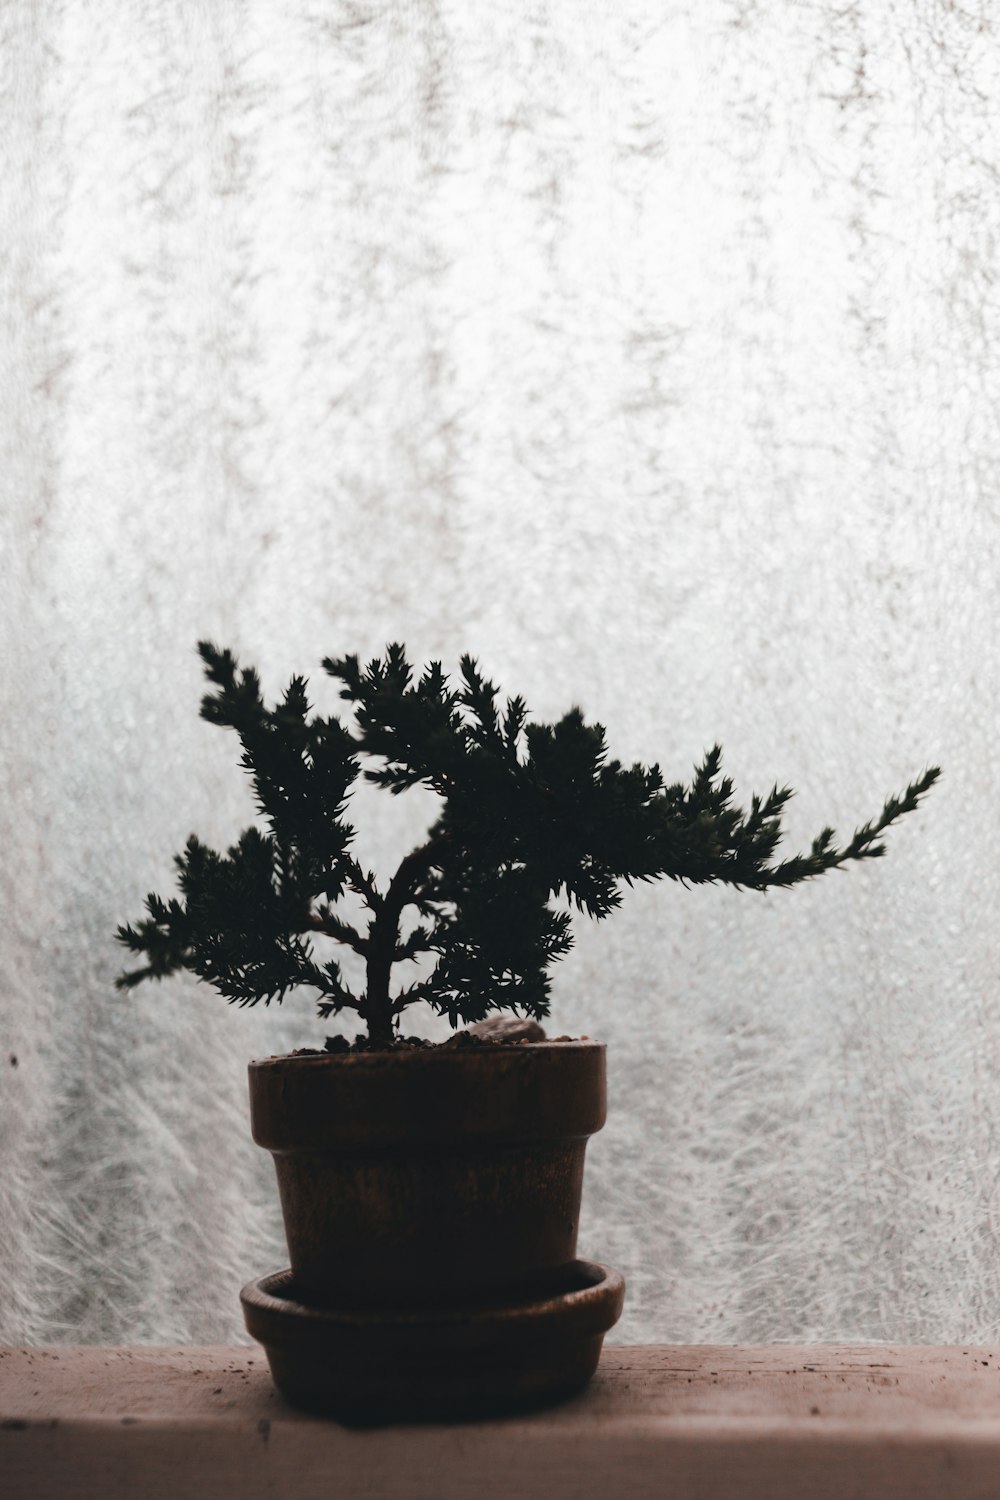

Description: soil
[292,1034,587,1055]
[283,1023,589,1056]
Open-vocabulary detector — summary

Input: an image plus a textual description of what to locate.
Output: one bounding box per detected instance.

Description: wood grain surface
[6,1344,1000,1499]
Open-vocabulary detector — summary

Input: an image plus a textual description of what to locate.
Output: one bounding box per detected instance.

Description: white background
[1,0,997,1346]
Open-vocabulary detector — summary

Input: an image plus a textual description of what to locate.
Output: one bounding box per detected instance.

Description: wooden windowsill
[5,1344,1000,1498]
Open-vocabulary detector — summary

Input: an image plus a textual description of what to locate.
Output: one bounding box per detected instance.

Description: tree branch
[383,837,449,927]
[304,907,370,957]
[343,856,383,914]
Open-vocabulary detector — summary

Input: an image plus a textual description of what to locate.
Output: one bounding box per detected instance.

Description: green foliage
[116,642,940,1044]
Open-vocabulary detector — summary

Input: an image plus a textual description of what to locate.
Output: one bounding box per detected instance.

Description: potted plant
[116,641,939,1420]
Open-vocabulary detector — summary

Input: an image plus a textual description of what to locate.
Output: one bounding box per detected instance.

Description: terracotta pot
[240,1258,625,1422]
[248,1040,607,1309]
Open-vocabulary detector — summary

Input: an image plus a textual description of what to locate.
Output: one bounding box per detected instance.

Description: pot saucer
[240,1258,625,1423]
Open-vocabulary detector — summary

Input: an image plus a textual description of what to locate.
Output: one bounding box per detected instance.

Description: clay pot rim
[242,1259,623,1333]
[249,1038,607,1148]
[250,1038,604,1069]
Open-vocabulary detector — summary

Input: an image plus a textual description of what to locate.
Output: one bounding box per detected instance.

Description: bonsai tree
[116,642,940,1049]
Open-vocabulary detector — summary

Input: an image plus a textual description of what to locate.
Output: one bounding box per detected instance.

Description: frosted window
[1,0,997,1345]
